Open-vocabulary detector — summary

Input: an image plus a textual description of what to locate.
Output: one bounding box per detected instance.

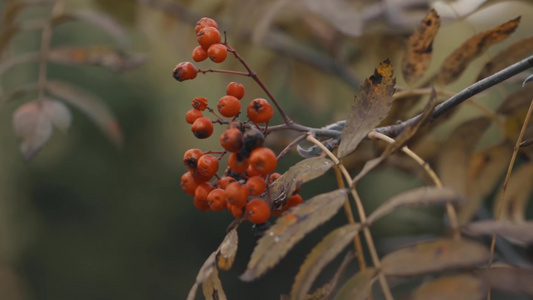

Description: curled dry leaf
[479,267,533,296]
[217,228,238,271]
[290,224,361,300]
[269,157,334,210]
[13,101,53,161]
[366,187,463,225]
[477,36,533,82]
[381,238,489,276]
[338,59,395,158]
[493,162,533,222]
[333,268,377,300]
[240,189,347,281]
[436,17,520,85]
[462,221,533,246]
[201,268,227,300]
[48,46,146,72]
[401,9,440,86]
[408,274,486,300]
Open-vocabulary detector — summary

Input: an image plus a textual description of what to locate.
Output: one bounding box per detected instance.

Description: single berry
[220,128,244,152]
[226,82,245,100]
[207,189,227,211]
[246,164,261,177]
[197,26,221,50]
[190,169,212,183]
[249,147,277,175]
[217,95,241,118]
[245,176,267,196]
[225,182,249,207]
[216,176,236,189]
[241,129,264,157]
[181,172,199,195]
[197,155,219,179]
[194,182,213,211]
[269,172,282,185]
[173,62,198,82]
[191,97,208,111]
[195,17,218,34]
[245,199,271,224]
[194,196,211,211]
[208,43,227,63]
[286,194,303,209]
[191,117,214,139]
[228,152,249,173]
[248,98,274,124]
[227,203,244,218]
[185,108,203,124]
[183,148,203,170]
[192,45,208,62]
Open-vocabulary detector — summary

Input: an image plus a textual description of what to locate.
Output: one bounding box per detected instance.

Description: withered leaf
[479,267,533,296]
[46,81,123,147]
[12,100,53,161]
[436,17,520,85]
[305,251,354,300]
[290,224,361,300]
[497,84,533,115]
[0,24,18,57]
[477,36,533,81]
[48,46,146,72]
[401,9,441,86]
[63,10,131,48]
[241,189,347,281]
[187,251,217,300]
[301,0,363,37]
[217,228,238,271]
[367,187,463,225]
[381,238,489,276]
[333,268,377,300]
[462,221,533,246]
[408,274,486,300]
[493,162,533,222]
[269,157,334,210]
[338,60,395,158]
[201,268,227,300]
[42,98,72,132]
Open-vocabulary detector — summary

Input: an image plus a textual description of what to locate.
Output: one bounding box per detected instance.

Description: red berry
[286,194,303,209]
[226,82,245,100]
[207,189,227,211]
[197,154,219,179]
[247,98,274,124]
[220,128,243,152]
[191,117,213,139]
[217,95,241,118]
[245,176,267,196]
[173,62,198,82]
[181,172,199,195]
[269,172,282,185]
[195,17,218,34]
[185,108,203,124]
[228,152,249,173]
[194,182,213,211]
[192,46,208,62]
[249,147,277,175]
[245,199,271,224]
[208,44,228,63]
[227,203,244,218]
[191,97,209,111]
[216,176,236,189]
[225,182,249,207]
[183,148,203,170]
[197,27,221,50]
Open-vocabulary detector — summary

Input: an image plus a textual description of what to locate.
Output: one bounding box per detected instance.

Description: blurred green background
[1,0,532,299]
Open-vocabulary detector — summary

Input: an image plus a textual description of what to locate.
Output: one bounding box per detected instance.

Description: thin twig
[276,133,306,160]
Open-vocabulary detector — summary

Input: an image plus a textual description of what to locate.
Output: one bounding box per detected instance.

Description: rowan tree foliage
[2,1,533,300]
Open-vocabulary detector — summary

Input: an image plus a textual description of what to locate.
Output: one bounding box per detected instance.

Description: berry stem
[198,69,250,76]
[276,133,307,160]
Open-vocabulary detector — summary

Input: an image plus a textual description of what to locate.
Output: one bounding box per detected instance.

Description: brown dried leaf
[217,228,238,271]
[48,46,146,72]
[338,60,396,158]
[0,24,18,57]
[401,9,441,86]
[408,274,486,300]
[290,224,361,300]
[381,238,489,276]
[463,221,533,246]
[241,189,348,281]
[304,251,354,300]
[477,36,533,81]
[495,162,533,222]
[333,268,377,300]
[497,84,533,115]
[270,157,334,210]
[46,81,123,147]
[201,268,227,300]
[12,101,53,161]
[479,267,533,296]
[367,187,463,225]
[436,17,520,85]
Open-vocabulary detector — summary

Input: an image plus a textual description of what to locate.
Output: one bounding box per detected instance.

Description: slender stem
[198,69,250,77]
[276,133,306,160]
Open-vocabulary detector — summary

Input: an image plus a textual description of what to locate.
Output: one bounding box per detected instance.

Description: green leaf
[333,268,377,300]
[290,224,361,300]
[409,274,486,300]
[241,189,348,281]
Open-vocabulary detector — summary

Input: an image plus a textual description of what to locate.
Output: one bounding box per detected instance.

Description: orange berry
[245,199,271,224]
[226,82,245,100]
[216,176,236,189]
[228,152,249,173]
[249,147,277,175]
[225,182,249,207]
[197,154,219,179]
[227,203,244,218]
[217,95,241,118]
[190,169,211,183]
[286,194,303,209]
[173,62,198,82]
[194,197,211,211]
[228,120,245,131]
[246,164,261,177]
[241,129,264,157]
[181,172,199,195]
[194,182,213,211]
[191,117,213,139]
[185,108,203,124]
[207,188,227,211]
[268,172,282,185]
[245,176,267,196]
[191,97,208,111]
[183,148,203,170]
[220,128,243,152]
[208,43,227,63]
[247,98,274,124]
[197,26,221,50]
[192,45,208,62]
[195,17,218,34]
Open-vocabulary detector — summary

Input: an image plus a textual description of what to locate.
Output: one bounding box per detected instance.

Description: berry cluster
[176,17,303,225]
